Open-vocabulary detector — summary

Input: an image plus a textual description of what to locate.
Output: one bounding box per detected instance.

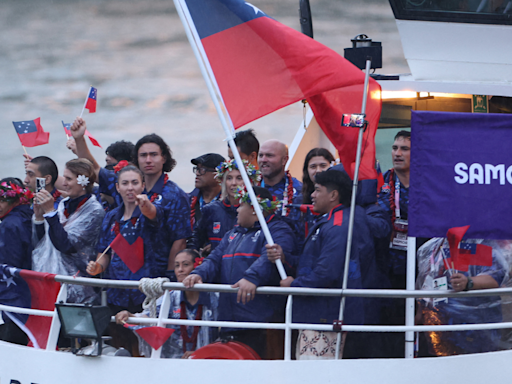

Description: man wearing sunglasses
[189,153,225,231]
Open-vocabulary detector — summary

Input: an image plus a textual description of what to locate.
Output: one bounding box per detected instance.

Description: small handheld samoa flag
[85,87,97,113]
[62,121,102,148]
[446,225,493,272]
[110,222,144,274]
[12,118,50,147]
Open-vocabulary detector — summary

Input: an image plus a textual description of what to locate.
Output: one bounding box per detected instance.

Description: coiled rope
[139,277,169,318]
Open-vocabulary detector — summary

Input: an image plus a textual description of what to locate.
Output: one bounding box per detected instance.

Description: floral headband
[0,182,34,205]
[234,186,280,214]
[215,159,261,185]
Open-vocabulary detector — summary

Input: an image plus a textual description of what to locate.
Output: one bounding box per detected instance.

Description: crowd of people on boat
[1,117,511,359]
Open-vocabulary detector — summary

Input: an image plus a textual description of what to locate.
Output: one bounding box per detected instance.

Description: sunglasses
[193,166,215,176]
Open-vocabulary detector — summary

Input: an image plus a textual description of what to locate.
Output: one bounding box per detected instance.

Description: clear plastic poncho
[32,195,105,304]
[416,237,512,356]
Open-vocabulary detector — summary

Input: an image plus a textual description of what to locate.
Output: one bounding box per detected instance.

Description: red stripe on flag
[19,270,60,348]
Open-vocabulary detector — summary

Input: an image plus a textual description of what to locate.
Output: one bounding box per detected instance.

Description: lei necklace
[180,301,203,353]
[282,170,294,217]
[234,186,280,214]
[149,174,168,203]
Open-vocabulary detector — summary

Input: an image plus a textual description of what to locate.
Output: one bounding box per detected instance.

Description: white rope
[139,277,169,318]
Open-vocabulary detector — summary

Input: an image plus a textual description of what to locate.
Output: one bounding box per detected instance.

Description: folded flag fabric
[178,0,382,179]
[12,118,50,147]
[85,87,97,113]
[62,121,102,148]
[446,226,493,272]
[0,265,60,348]
[134,326,175,350]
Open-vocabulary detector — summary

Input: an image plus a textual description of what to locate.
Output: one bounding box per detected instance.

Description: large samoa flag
[409,111,512,239]
[0,265,61,348]
[178,0,382,179]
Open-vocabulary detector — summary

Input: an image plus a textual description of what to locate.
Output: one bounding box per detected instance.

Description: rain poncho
[32,195,105,303]
[417,238,512,356]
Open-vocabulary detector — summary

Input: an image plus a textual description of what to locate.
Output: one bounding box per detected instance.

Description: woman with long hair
[301,148,335,204]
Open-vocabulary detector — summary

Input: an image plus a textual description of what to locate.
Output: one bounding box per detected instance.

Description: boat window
[389,0,512,25]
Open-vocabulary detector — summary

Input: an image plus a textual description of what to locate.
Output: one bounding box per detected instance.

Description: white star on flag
[245,2,263,15]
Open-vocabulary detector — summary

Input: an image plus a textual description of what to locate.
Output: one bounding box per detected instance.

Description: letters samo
[454,162,512,185]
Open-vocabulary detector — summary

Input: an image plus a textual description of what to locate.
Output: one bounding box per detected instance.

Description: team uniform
[188,198,238,252]
[188,188,221,231]
[96,204,167,311]
[0,205,33,270]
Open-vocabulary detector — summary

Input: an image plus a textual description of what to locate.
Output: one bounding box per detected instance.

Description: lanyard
[394,178,401,219]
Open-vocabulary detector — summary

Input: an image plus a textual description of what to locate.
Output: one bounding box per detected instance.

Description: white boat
[2,0,512,382]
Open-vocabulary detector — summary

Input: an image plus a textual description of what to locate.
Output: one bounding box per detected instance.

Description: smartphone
[341,113,366,128]
[36,177,46,193]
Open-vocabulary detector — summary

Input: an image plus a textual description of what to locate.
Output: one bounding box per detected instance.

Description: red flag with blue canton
[110,222,145,274]
[85,87,97,113]
[12,118,50,147]
[0,265,60,348]
[180,0,382,179]
[446,226,492,272]
[62,121,102,148]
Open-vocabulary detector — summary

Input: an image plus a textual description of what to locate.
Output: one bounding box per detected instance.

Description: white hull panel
[2,340,512,384]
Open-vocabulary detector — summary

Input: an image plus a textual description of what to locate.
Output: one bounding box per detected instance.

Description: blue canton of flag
[460,243,478,253]
[13,120,38,135]
[88,87,97,100]
[120,220,140,245]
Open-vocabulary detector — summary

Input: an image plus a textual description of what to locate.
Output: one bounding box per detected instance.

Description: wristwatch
[464,277,474,291]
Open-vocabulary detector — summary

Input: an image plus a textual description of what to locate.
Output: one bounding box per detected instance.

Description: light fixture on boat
[56,303,111,356]
[344,34,382,70]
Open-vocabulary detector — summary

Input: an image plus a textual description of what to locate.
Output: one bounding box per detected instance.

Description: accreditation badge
[433,276,448,306]
[390,219,408,250]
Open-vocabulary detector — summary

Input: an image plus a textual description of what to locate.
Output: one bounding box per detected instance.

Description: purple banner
[409,110,512,239]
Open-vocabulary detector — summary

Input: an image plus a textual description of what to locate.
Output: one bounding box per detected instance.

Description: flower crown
[215,159,261,185]
[234,186,281,214]
[114,160,130,174]
[0,182,34,205]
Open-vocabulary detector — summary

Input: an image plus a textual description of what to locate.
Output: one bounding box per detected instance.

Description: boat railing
[2,274,512,360]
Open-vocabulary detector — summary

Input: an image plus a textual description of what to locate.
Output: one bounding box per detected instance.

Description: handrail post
[151,289,171,359]
[284,295,293,361]
[405,236,417,358]
[46,284,68,350]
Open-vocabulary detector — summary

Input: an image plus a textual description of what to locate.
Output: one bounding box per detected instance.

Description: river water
[1,0,408,192]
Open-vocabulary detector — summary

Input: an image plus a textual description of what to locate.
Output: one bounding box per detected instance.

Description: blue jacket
[291,204,376,325]
[192,215,295,324]
[96,204,167,307]
[0,204,33,270]
[188,198,238,251]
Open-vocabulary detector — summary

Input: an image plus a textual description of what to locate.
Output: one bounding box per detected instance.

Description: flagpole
[175,0,287,280]
[79,86,92,118]
[334,58,372,359]
[22,146,29,156]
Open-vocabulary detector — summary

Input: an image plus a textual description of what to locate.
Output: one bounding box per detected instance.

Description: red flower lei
[283,171,294,217]
[149,174,168,203]
[190,195,198,230]
[180,301,203,353]
[63,196,89,219]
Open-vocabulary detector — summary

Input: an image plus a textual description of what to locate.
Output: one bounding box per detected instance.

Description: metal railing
[2,275,512,360]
